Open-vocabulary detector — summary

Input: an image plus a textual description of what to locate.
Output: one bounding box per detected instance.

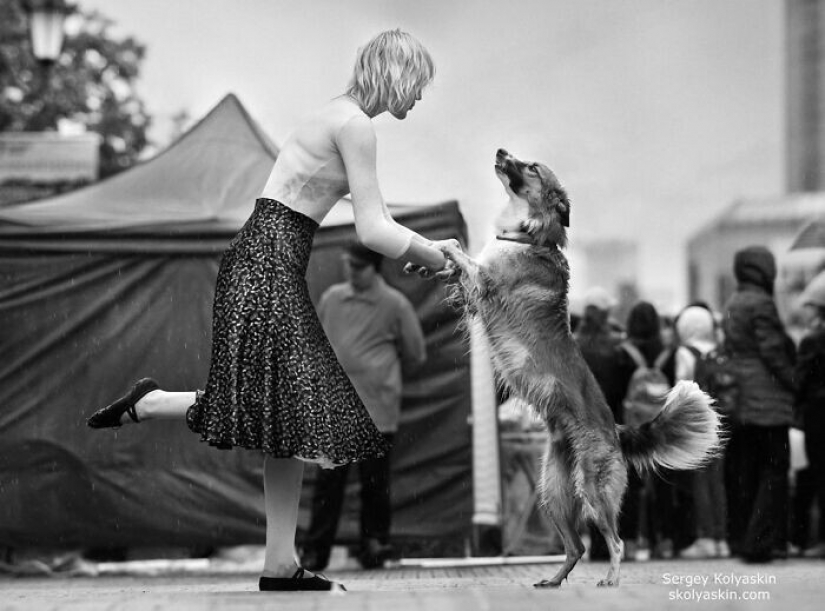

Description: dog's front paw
[434,259,459,281]
[404,259,459,282]
[402,262,420,275]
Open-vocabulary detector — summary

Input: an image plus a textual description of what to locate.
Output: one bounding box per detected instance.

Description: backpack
[689,346,740,416]
[621,342,672,427]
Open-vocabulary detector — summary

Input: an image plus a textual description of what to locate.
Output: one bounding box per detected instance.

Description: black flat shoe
[87,378,159,429]
[259,568,346,592]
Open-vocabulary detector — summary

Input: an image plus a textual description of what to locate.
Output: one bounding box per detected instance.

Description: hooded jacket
[722,246,796,426]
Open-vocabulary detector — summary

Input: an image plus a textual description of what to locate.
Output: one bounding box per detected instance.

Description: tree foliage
[0,0,151,178]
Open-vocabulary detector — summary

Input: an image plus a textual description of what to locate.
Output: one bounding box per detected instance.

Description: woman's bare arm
[337,115,447,270]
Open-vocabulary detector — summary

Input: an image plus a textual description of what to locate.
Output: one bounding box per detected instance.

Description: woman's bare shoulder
[335,111,375,153]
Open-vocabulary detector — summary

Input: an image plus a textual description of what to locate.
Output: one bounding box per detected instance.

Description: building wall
[574,238,640,322]
[787,0,825,192]
[688,222,810,316]
[0,132,101,206]
[0,132,100,183]
[686,2,825,319]
[582,239,638,294]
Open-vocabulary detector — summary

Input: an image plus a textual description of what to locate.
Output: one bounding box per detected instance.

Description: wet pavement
[2,557,824,610]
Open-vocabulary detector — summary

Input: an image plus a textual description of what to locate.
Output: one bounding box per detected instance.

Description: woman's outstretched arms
[337,115,449,270]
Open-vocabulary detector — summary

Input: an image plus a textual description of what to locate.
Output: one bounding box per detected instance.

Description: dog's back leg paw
[534,579,563,589]
[596,578,620,587]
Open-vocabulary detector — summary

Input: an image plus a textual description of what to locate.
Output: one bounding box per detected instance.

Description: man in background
[300,242,427,570]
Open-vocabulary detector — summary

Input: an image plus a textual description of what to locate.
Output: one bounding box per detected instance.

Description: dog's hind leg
[535,509,585,588]
[591,461,627,587]
[534,445,585,588]
[592,507,623,587]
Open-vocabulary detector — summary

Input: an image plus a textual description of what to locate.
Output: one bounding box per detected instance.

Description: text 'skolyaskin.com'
[662,572,774,602]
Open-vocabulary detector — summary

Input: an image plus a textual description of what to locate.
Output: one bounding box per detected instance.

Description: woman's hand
[403,261,458,280]
[432,238,462,255]
[403,241,460,280]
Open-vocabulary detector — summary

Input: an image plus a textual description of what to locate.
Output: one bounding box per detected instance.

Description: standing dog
[430,149,722,587]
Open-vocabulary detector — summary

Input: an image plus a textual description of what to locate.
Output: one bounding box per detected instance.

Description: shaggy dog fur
[434,149,722,587]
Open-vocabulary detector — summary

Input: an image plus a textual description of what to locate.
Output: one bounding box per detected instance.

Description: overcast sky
[80,0,785,309]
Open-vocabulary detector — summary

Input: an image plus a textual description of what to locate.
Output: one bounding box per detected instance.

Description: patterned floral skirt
[186,198,389,467]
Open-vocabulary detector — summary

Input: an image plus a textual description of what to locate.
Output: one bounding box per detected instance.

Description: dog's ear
[541,178,570,228]
[555,189,570,227]
[525,163,570,248]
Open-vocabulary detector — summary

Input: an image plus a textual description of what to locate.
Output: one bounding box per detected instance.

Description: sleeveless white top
[260,98,413,258]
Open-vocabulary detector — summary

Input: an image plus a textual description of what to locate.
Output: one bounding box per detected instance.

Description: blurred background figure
[659,315,678,353]
[574,286,623,561]
[673,304,730,560]
[722,246,797,563]
[615,301,679,561]
[300,242,426,571]
[575,287,624,421]
[794,271,825,558]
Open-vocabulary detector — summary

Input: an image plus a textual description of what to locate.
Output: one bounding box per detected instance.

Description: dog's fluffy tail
[619,380,724,474]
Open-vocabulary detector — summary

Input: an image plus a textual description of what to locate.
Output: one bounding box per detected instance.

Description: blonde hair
[346,29,435,116]
[676,306,716,345]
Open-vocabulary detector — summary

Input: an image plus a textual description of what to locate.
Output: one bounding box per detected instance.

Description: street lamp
[22,0,71,66]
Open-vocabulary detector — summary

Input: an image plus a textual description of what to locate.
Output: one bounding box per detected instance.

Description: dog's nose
[497,148,509,157]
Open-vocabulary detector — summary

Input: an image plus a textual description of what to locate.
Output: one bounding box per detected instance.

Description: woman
[87,29,452,592]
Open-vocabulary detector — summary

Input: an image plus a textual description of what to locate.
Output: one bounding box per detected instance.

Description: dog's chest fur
[475,237,569,298]
[476,234,522,267]
[468,237,571,399]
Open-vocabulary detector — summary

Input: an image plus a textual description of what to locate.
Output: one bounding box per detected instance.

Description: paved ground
[2,557,824,611]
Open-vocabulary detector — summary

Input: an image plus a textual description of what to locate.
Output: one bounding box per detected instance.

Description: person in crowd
[300,243,426,571]
[794,271,825,558]
[673,305,730,559]
[86,30,455,592]
[722,246,797,563]
[660,314,677,352]
[789,463,816,556]
[575,287,625,420]
[614,301,679,560]
[574,286,624,560]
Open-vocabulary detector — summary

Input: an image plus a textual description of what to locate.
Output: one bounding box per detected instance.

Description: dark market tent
[0,94,471,554]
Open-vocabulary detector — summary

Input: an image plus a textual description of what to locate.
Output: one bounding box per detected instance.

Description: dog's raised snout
[496,148,509,158]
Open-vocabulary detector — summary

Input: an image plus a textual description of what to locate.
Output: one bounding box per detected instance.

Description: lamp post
[22,0,70,66]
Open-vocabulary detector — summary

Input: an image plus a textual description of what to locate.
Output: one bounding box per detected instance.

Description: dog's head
[494,148,570,247]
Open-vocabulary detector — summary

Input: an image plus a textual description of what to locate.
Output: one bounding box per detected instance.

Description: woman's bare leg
[111,394,310,578]
[113,390,196,424]
[261,456,305,577]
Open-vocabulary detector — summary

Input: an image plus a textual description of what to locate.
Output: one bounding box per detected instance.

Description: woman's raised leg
[87,380,197,429]
[137,390,197,420]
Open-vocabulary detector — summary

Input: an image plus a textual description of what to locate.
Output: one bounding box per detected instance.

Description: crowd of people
[574,245,825,563]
